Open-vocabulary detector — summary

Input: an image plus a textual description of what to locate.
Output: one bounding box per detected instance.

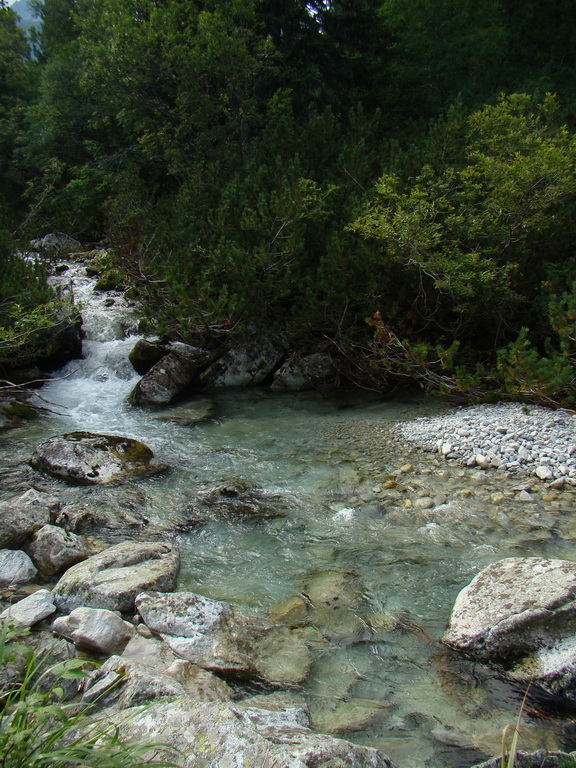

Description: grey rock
[0,489,57,548]
[128,339,167,375]
[271,353,337,392]
[0,589,56,626]
[107,698,398,767]
[471,751,576,768]
[27,524,90,575]
[444,557,576,697]
[200,332,287,389]
[130,346,211,406]
[29,233,81,253]
[0,549,38,586]
[120,635,233,701]
[53,541,179,613]
[52,607,135,655]
[136,591,311,684]
[182,480,287,526]
[30,431,167,485]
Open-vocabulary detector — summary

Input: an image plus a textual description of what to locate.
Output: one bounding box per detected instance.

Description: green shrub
[0,620,179,768]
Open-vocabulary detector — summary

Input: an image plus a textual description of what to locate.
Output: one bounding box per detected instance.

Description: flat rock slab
[443,557,576,697]
[29,432,167,485]
[136,591,310,684]
[53,541,179,613]
[107,698,398,768]
[0,588,56,627]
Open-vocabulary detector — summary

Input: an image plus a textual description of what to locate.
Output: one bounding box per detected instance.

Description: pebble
[398,403,576,481]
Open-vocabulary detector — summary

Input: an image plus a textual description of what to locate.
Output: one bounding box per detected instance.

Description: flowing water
[2,261,576,767]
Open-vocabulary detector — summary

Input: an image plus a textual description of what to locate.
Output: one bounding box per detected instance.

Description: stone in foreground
[136,590,310,684]
[52,606,135,655]
[108,698,398,768]
[443,557,576,698]
[0,549,38,586]
[53,541,179,613]
[0,589,56,627]
[29,431,167,485]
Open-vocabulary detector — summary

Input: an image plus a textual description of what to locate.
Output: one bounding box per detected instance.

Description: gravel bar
[397,402,576,484]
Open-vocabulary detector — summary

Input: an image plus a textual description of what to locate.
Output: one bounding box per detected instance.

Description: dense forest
[1,0,575,405]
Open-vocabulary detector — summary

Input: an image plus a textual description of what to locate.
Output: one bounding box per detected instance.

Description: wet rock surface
[53,541,179,612]
[0,489,57,548]
[136,590,311,684]
[444,557,576,699]
[29,431,168,485]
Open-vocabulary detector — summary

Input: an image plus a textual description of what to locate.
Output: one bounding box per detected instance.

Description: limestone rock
[271,353,337,392]
[0,550,37,586]
[120,635,233,701]
[30,233,81,253]
[0,489,57,548]
[0,588,56,627]
[52,607,135,655]
[443,557,576,698]
[107,698,398,768]
[136,590,310,684]
[200,332,287,389]
[53,541,179,613]
[27,524,90,575]
[29,431,167,485]
[129,345,211,406]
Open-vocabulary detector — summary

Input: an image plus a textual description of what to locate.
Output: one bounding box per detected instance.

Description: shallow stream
[2,262,576,767]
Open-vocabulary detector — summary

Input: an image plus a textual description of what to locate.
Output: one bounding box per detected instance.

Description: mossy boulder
[29,431,168,485]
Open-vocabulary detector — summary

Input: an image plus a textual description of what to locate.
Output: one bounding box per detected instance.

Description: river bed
[1,262,576,768]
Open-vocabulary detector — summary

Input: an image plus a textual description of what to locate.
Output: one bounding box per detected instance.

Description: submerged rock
[136,590,311,684]
[53,541,179,613]
[472,752,576,768]
[29,431,167,485]
[152,398,215,427]
[443,557,576,698]
[181,480,288,526]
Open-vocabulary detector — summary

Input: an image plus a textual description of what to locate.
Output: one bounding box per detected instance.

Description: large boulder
[443,557,576,697]
[27,524,91,575]
[30,233,81,253]
[53,541,179,613]
[128,339,167,375]
[136,591,311,685]
[0,489,59,548]
[200,331,287,388]
[129,344,212,406]
[106,698,398,768]
[29,432,167,485]
[271,353,338,392]
[52,607,135,655]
